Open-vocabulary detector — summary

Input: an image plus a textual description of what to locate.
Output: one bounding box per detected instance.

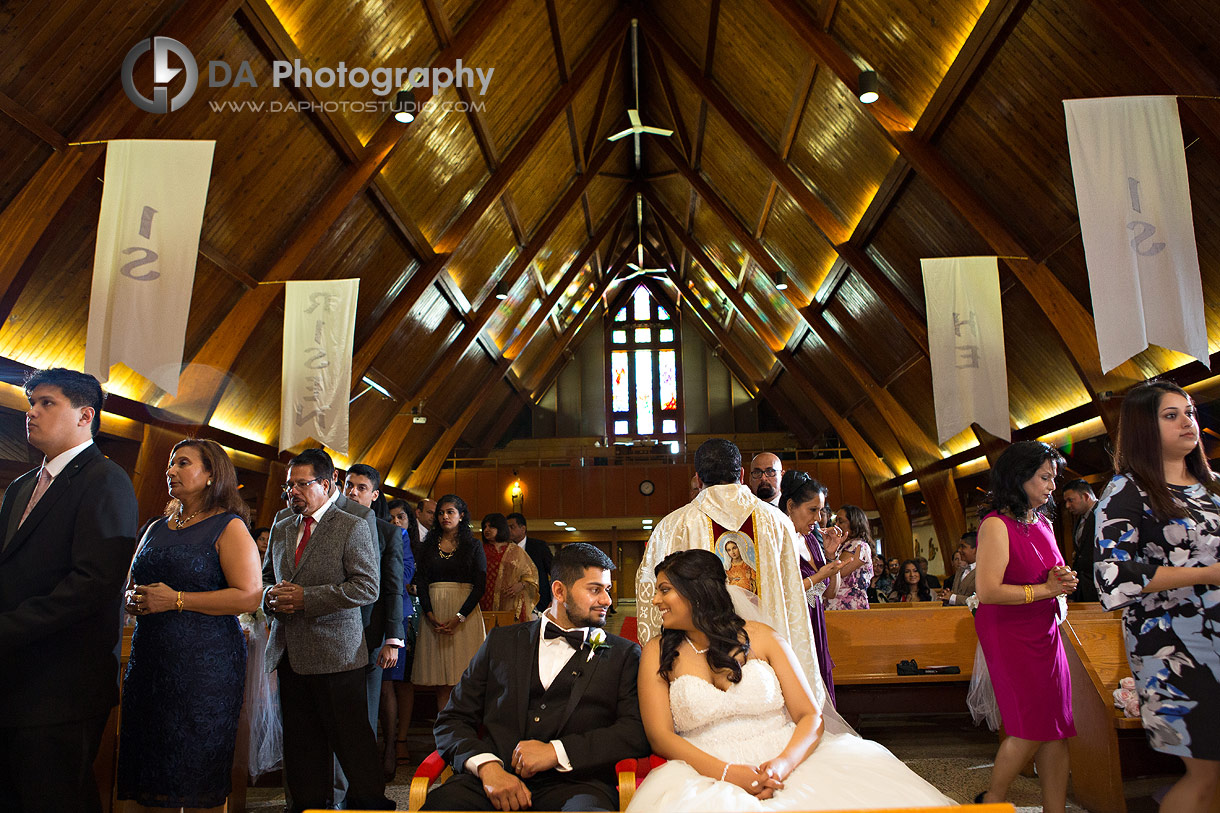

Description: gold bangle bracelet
[1023,584,1034,604]
[176,590,185,612]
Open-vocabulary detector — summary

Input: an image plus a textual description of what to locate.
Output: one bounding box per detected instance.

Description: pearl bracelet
[720,762,731,782]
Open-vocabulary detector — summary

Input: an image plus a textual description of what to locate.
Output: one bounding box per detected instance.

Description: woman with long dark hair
[628,550,952,810]
[973,440,1078,811]
[888,559,933,603]
[826,505,873,610]
[779,470,842,704]
[1095,380,1220,812]
[410,494,487,712]
[119,439,262,810]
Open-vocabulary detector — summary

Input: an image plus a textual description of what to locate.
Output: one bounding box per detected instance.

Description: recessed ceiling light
[554,521,566,526]
[565,526,576,532]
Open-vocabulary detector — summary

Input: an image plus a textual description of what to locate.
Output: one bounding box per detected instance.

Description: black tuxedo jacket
[367,515,405,651]
[0,444,138,727]
[434,620,648,789]
[523,537,553,611]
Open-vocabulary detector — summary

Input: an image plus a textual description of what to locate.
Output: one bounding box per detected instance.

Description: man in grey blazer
[263,448,392,812]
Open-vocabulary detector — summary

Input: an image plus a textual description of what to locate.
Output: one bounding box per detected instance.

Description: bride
[627,549,954,811]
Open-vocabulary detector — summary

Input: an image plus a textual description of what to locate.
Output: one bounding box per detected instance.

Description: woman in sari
[480,512,539,623]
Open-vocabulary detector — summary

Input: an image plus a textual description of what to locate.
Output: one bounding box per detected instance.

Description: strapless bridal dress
[626,660,955,811]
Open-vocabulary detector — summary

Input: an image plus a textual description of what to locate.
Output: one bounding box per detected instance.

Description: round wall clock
[639,479,655,496]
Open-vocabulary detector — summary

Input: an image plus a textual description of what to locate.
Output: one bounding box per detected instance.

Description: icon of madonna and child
[716,531,759,596]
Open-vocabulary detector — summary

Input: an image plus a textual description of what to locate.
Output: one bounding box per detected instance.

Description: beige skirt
[411,582,486,687]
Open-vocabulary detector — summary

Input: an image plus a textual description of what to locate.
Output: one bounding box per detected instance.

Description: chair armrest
[409,751,451,811]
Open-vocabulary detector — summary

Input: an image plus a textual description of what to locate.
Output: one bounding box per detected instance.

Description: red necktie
[294,516,315,566]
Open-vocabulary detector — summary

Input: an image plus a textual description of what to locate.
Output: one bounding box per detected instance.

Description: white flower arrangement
[586,628,609,661]
[965,594,980,615]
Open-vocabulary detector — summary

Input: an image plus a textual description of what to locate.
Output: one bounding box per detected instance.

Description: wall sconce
[858,71,879,105]
[511,472,523,512]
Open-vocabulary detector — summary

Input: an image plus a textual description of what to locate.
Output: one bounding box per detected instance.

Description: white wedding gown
[626,660,955,811]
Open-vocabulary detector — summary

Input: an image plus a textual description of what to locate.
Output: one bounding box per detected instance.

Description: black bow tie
[544,623,585,649]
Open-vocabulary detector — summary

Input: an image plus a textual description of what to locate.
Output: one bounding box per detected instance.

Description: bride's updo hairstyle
[655,549,750,683]
[779,469,823,514]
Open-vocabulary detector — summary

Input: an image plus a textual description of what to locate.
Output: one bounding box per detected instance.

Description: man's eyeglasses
[281,476,325,495]
[749,468,779,481]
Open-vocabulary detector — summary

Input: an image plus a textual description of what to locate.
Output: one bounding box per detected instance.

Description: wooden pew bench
[825,606,977,726]
[1062,615,1184,813]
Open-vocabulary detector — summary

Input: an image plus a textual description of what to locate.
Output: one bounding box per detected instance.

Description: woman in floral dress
[1095,380,1220,812]
[826,505,873,610]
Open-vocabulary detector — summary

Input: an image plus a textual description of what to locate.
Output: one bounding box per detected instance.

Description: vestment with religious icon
[635,483,823,707]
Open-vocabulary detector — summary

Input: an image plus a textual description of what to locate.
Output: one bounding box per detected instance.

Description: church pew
[1062,615,1185,813]
[824,606,977,726]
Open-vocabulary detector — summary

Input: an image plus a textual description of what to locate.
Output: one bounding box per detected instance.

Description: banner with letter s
[1064,96,1208,373]
[85,140,215,395]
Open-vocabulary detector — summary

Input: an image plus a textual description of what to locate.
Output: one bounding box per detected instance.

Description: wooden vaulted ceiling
[1,0,1219,510]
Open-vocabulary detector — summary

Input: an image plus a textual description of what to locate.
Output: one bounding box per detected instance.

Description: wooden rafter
[0,0,245,307]
[759,0,1142,409]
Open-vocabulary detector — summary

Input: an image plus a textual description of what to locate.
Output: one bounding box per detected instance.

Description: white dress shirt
[41,438,94,480]
[465,613,583,777]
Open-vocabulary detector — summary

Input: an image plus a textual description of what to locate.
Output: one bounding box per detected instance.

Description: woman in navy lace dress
[1095,381,1220,813]
[118,439,262,810]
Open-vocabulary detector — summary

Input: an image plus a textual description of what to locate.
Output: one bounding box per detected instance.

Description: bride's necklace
[685,636,708,655]
[174,504,203,529]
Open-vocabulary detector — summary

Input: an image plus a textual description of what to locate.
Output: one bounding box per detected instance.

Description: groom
[427,543,649,811]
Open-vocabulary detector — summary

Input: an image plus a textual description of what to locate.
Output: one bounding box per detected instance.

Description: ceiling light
[858,71,879,105]
[565,526,576,532]
[773,270,788,291]
[495,280,509,300]
[554,521,567,526]
[394,89,415,123]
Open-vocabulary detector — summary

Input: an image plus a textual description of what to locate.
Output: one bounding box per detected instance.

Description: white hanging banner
[1064,96,1208,373]
[85,140,215,395]
[921,256,1010,445]
[281,279,359,454]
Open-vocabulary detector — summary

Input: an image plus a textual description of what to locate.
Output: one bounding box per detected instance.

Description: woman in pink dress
[974,441,1079,812]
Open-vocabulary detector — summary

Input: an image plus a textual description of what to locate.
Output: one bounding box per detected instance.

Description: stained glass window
[611,351,629,412]
[605,284,683,442]
[635,350,654,434]
[659,350,677,411]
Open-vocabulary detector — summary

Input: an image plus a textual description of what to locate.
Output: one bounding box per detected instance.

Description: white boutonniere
[965,594,979,615]
[586,628,609,662]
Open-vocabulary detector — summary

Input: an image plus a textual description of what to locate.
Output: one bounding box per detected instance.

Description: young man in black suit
[0,368,139,812]
[427,543,649,811]
[507,512,553,614]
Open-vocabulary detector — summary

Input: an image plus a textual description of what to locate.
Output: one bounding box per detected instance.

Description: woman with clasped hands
[973,440,1078,813]
[1095,380,1220,813]
[118,438,262,811]
[627,550,953,810]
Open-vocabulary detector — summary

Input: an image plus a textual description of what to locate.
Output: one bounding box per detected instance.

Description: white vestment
[635,483,825,709]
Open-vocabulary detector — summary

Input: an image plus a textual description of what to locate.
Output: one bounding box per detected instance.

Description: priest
[635,438,824,707]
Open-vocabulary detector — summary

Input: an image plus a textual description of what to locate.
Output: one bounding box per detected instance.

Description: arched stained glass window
[606,283,683,447]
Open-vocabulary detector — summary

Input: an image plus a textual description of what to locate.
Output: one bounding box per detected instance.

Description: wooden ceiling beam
[406,154,624,406]
[0,0,245,308]
[354,10,631,376]
[643,189,783,349]
[761,0,1139,407]
[668,271,769,392]
[643,35,692,162]
[644,31,930,353]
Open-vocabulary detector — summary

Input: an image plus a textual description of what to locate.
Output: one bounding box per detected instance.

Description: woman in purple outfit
[779,470,844,705]
[974,440,1078,812]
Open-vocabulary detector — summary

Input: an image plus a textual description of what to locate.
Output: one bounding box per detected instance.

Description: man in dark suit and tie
[507,512,553,614]
[0,368,138,812]
[264,448,392,812]
[1063,479,1099,602]
[425,543,649,811]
